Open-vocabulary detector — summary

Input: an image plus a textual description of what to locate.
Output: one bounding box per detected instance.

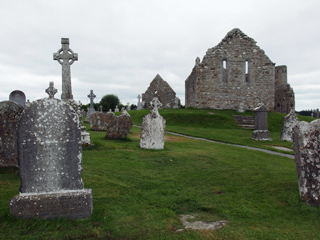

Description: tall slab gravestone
[10,86,92,219]
[292,120,320,206]
[140,97,166,149]
[280,109,299,142]
[9,90,26,108]
[137,94,142,110]
[0,101,24,167]
[252,104,271,141]
[53,38,78,100]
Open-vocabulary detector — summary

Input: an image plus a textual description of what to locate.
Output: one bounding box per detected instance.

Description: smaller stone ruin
[292,120,320,206]
[280,109,299,142]
[140,97,166,149]
[252,104,271,141]
[105,110,133,139]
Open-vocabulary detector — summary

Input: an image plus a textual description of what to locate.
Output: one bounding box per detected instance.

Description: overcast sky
[0,0,319,111]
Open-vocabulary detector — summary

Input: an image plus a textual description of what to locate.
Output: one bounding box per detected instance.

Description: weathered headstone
[140,97,166,149]
[9,90,26,108]
[292,120,320,206]
[237,102,245,113]
[173,97,181,109]
[99,105,103,112]
[10,88,92,219]
[115,105,119,112]
[137,94,142,110]
[90,112,115,131]
[0,101,24,167]
[121,107,125,112]
[280,109,299,142]
[87,90,96,116]
[53,38,78,100]
[127,103,131,111]
[105,111,133,139]
[252,104,272,140]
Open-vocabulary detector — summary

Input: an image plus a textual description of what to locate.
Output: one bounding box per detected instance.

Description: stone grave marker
[137,94,142,110]
[115,105,119,112]
[10,87,92,219]
[127,103,131,111]
[280,109,299,142]
[0,101,24,167]
[140,97,166,149]
[9,90,26,108]
[292,120,320,206]
[85,90,96,123]
[53,38,78,100]
[252,104,271,140]
[90,112,115,131]
[173,97,181,109]
[105,111,133,139]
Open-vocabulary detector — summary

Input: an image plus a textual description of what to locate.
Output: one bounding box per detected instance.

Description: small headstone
[105,111,133,139]
[10,89,92,219]
[121,107,125,112]
[237,102,245,113]
[115,105,119,112]
[90,112,115,131]
[53,38,78,100]
[109,109,112,113]
[127,103,131,111]
[252,104,272,141]
[0,101,24,167]
[292,120,320,206]
[311,112,314,118]
[173,97,181,109]
[85,90,96,123]
[280,109,299,142]
[99,105,103,113]
[9,90,26,108]
[140,97,166,149]
[137,94,142,110]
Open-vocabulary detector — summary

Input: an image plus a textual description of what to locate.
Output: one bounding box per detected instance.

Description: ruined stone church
[185,28,294,113]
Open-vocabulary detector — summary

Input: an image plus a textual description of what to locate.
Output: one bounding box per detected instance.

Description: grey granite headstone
[115,105,119,112]
[10,94,92,219]
[140,97,166,149]
[252,104,271,140]
[292,120,320,206]
[280,109,299,142]
[105,111,133,139]
[0,101,24,167]
[137,94,142,110]
[53,38,78,100]
[173,97,181,109]
[9,90,26,108]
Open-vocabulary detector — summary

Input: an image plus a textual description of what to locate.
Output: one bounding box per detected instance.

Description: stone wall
[185,28,294,112]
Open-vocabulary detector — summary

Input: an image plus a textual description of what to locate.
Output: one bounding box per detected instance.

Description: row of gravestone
[1,82,93,219]
[251,104,320,207]
[89,97,166,149]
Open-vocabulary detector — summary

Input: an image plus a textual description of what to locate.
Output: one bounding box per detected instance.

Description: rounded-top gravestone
[9,90,26,108]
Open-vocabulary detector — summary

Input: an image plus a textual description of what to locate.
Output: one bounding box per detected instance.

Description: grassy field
[0,109,319,239]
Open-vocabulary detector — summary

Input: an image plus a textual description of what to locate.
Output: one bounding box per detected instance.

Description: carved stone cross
[53,38,78,100]
[45,82,57,99]
[87,90,96,109]
[150,97,162,110]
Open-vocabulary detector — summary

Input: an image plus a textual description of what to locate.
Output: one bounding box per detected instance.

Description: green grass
[0,109,319,239]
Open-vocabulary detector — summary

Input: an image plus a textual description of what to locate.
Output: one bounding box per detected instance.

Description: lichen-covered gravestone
[90,112,115,131]
[10,87,92,219]
[0,101,23,167]
[140,97,166,149]
[252,104,271,141]
[105,110,133,139]
[292,120,320,206]
[280,109,299,142]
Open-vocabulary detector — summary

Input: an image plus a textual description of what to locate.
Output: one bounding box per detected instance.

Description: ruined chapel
[185,28,294,113]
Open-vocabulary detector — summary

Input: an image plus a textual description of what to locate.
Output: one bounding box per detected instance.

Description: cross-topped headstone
[137,94,142,110]
[150,97,162,110]
[53,38,78,100]
[88,90,96,109]
[45,82,57,98]
[99,105,103,112]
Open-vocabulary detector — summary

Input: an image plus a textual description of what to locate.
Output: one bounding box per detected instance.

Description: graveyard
[1,108,320,239]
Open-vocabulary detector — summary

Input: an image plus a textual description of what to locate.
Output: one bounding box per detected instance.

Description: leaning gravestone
[90,112,115,131]
[140,97,166,149]
[105,110,133,139]
[9,90,26,108]
[252,104,271,141]
[10,87,92,219]
[292,120,320,206]
[0,101,24,167]
[280,109,299,142]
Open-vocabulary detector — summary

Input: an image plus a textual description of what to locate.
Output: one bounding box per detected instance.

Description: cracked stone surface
[179,214,228,230]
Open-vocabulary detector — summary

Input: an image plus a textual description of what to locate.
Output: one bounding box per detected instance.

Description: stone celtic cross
[53,38,78,100]
[87,90,96,109]
[150,97,162,110]
[45,82,57,98]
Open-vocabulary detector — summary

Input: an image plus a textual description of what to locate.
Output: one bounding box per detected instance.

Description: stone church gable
[142,74,177,109]
[185,28,277,111]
